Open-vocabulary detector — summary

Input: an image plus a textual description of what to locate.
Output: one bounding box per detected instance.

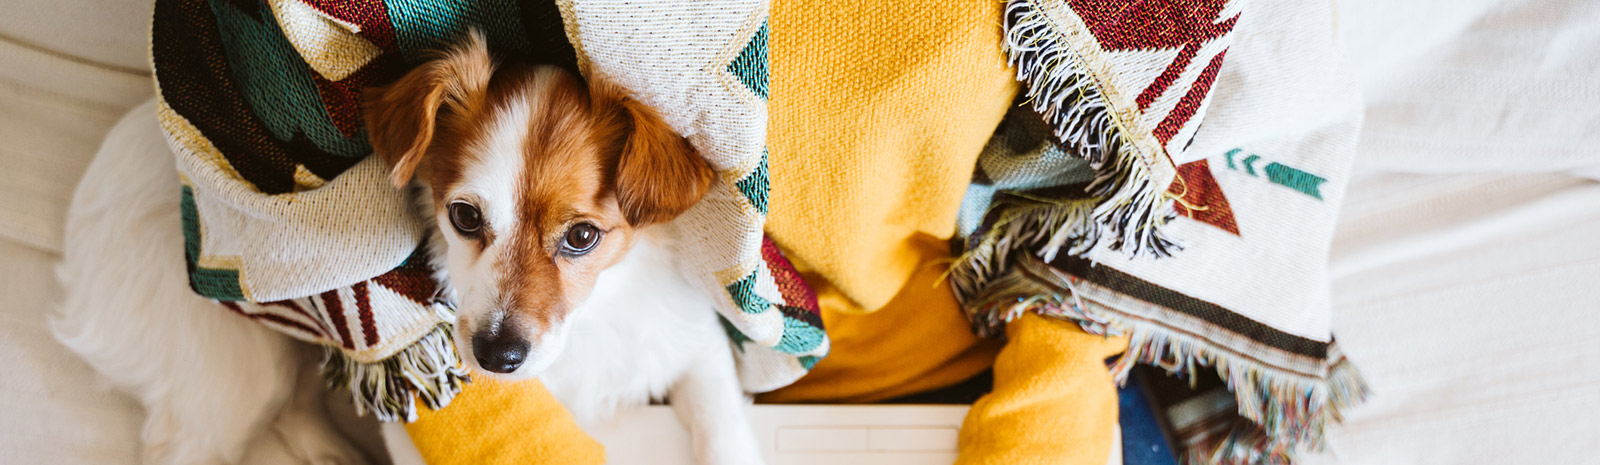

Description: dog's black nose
[472,331,529,374]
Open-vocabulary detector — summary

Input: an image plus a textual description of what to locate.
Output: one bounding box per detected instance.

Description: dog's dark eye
[562,223,602,254]
[448,201,483,236]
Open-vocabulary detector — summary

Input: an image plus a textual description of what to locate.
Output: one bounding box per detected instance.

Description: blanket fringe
[1111,323,1369,462]
[953,0,1184,315]
[956,237,1112,337]
[949,195,1101,314]
[1000,0,1180,259]
[967,259,1369,464]
[322,323,470,422]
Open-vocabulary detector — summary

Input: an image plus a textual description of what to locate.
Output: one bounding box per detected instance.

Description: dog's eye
[448,201,483,236]
[562,223,602,254]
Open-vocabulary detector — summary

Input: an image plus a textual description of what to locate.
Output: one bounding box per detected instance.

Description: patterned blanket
[151,0,825,422]
[950,0,1368,463]
[156,0,1365,461]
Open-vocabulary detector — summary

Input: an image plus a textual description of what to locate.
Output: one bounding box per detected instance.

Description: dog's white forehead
[453,91,537,237]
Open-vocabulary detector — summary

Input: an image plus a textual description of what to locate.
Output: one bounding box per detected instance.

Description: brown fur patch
[362,31,494,188]
[587,80,716,226]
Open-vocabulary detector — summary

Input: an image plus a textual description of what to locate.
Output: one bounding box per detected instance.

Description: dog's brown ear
[590,80,714,226]
[364,31,495,187]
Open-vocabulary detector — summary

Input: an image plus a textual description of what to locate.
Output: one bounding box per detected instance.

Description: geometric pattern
[157,0,825,397]
[181,185,246,300]
[726,20,768,99]
[729,24,771,217]
[1224,148,1328,200]
[1170,159,1240,235]
[734,149,771,215]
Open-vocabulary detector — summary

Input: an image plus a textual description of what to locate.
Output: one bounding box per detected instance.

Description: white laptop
[591,405,1120,465]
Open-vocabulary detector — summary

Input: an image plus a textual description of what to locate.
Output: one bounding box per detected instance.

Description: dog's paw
[272,410,371,465]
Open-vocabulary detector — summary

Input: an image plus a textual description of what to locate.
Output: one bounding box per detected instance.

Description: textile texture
[407,377,604,464]
[150,0,824,422]
[758,0,1015,404]
[949,0,1369,463]
[758,2,1125,463]
[956,313,1128,465]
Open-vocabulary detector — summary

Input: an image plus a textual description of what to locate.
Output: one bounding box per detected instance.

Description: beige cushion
[0,0,152,253]
[0,2,162,463]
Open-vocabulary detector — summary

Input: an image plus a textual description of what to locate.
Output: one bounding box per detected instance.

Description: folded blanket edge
[964,254,1370,463]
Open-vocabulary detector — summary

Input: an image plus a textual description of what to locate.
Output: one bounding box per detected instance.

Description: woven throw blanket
[951,0,1368,463]
[151,0,826,422]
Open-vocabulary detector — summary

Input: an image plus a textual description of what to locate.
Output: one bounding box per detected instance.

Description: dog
[52,32,762,465]
[366,35,762,464]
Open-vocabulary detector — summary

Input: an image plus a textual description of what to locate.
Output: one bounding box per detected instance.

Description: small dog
[53,33,761,465]
[366,35,761,463]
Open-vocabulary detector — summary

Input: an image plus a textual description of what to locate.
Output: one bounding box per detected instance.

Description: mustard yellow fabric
[402,1,1121,462]
[405,377,604,465]
[763,0,1123,463]
[756,250,1004,403]
[958,313,1128,464]
[756,0,1020,405]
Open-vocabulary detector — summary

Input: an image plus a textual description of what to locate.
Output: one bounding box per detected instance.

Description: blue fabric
[1120,370,1180,465]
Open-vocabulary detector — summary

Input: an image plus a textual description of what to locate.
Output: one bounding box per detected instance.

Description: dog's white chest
[535,234,726,426]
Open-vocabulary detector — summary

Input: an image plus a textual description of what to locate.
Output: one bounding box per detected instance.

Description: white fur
[385,229,763,465]
[52,100,368,465]
[434,91,566,375]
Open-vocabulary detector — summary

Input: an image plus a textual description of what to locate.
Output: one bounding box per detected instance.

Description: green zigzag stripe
[725,270,773,315]
[181,186,245,301]
[385,0,532,63]
[726,21,768,99]
[720,314,823,361]
[735,148,770,215]
[772,315,826,354]
[210,0,368,159]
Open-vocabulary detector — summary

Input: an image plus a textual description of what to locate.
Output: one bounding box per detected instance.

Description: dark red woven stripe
[304,0,397,52]
[221,301,323,339]
[1135,43,1198,110]
[759,236,821,322]
[370,246,438,305]
[320,289,355,349]
[1070,0,1236,51]
[353,281,380,347]
[1154,49,1228,144]
[263,298,334,337]
[311,56,400,138]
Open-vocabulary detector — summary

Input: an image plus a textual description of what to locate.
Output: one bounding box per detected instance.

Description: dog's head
[363,33,713,378]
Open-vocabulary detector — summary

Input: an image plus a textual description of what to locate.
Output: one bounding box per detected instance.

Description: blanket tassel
[322,323,470,423]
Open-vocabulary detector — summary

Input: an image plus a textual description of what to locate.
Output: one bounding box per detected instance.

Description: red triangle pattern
[1170,159,1240,236]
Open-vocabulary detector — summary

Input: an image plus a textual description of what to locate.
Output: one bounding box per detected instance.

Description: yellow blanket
[405,0,1121,462]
